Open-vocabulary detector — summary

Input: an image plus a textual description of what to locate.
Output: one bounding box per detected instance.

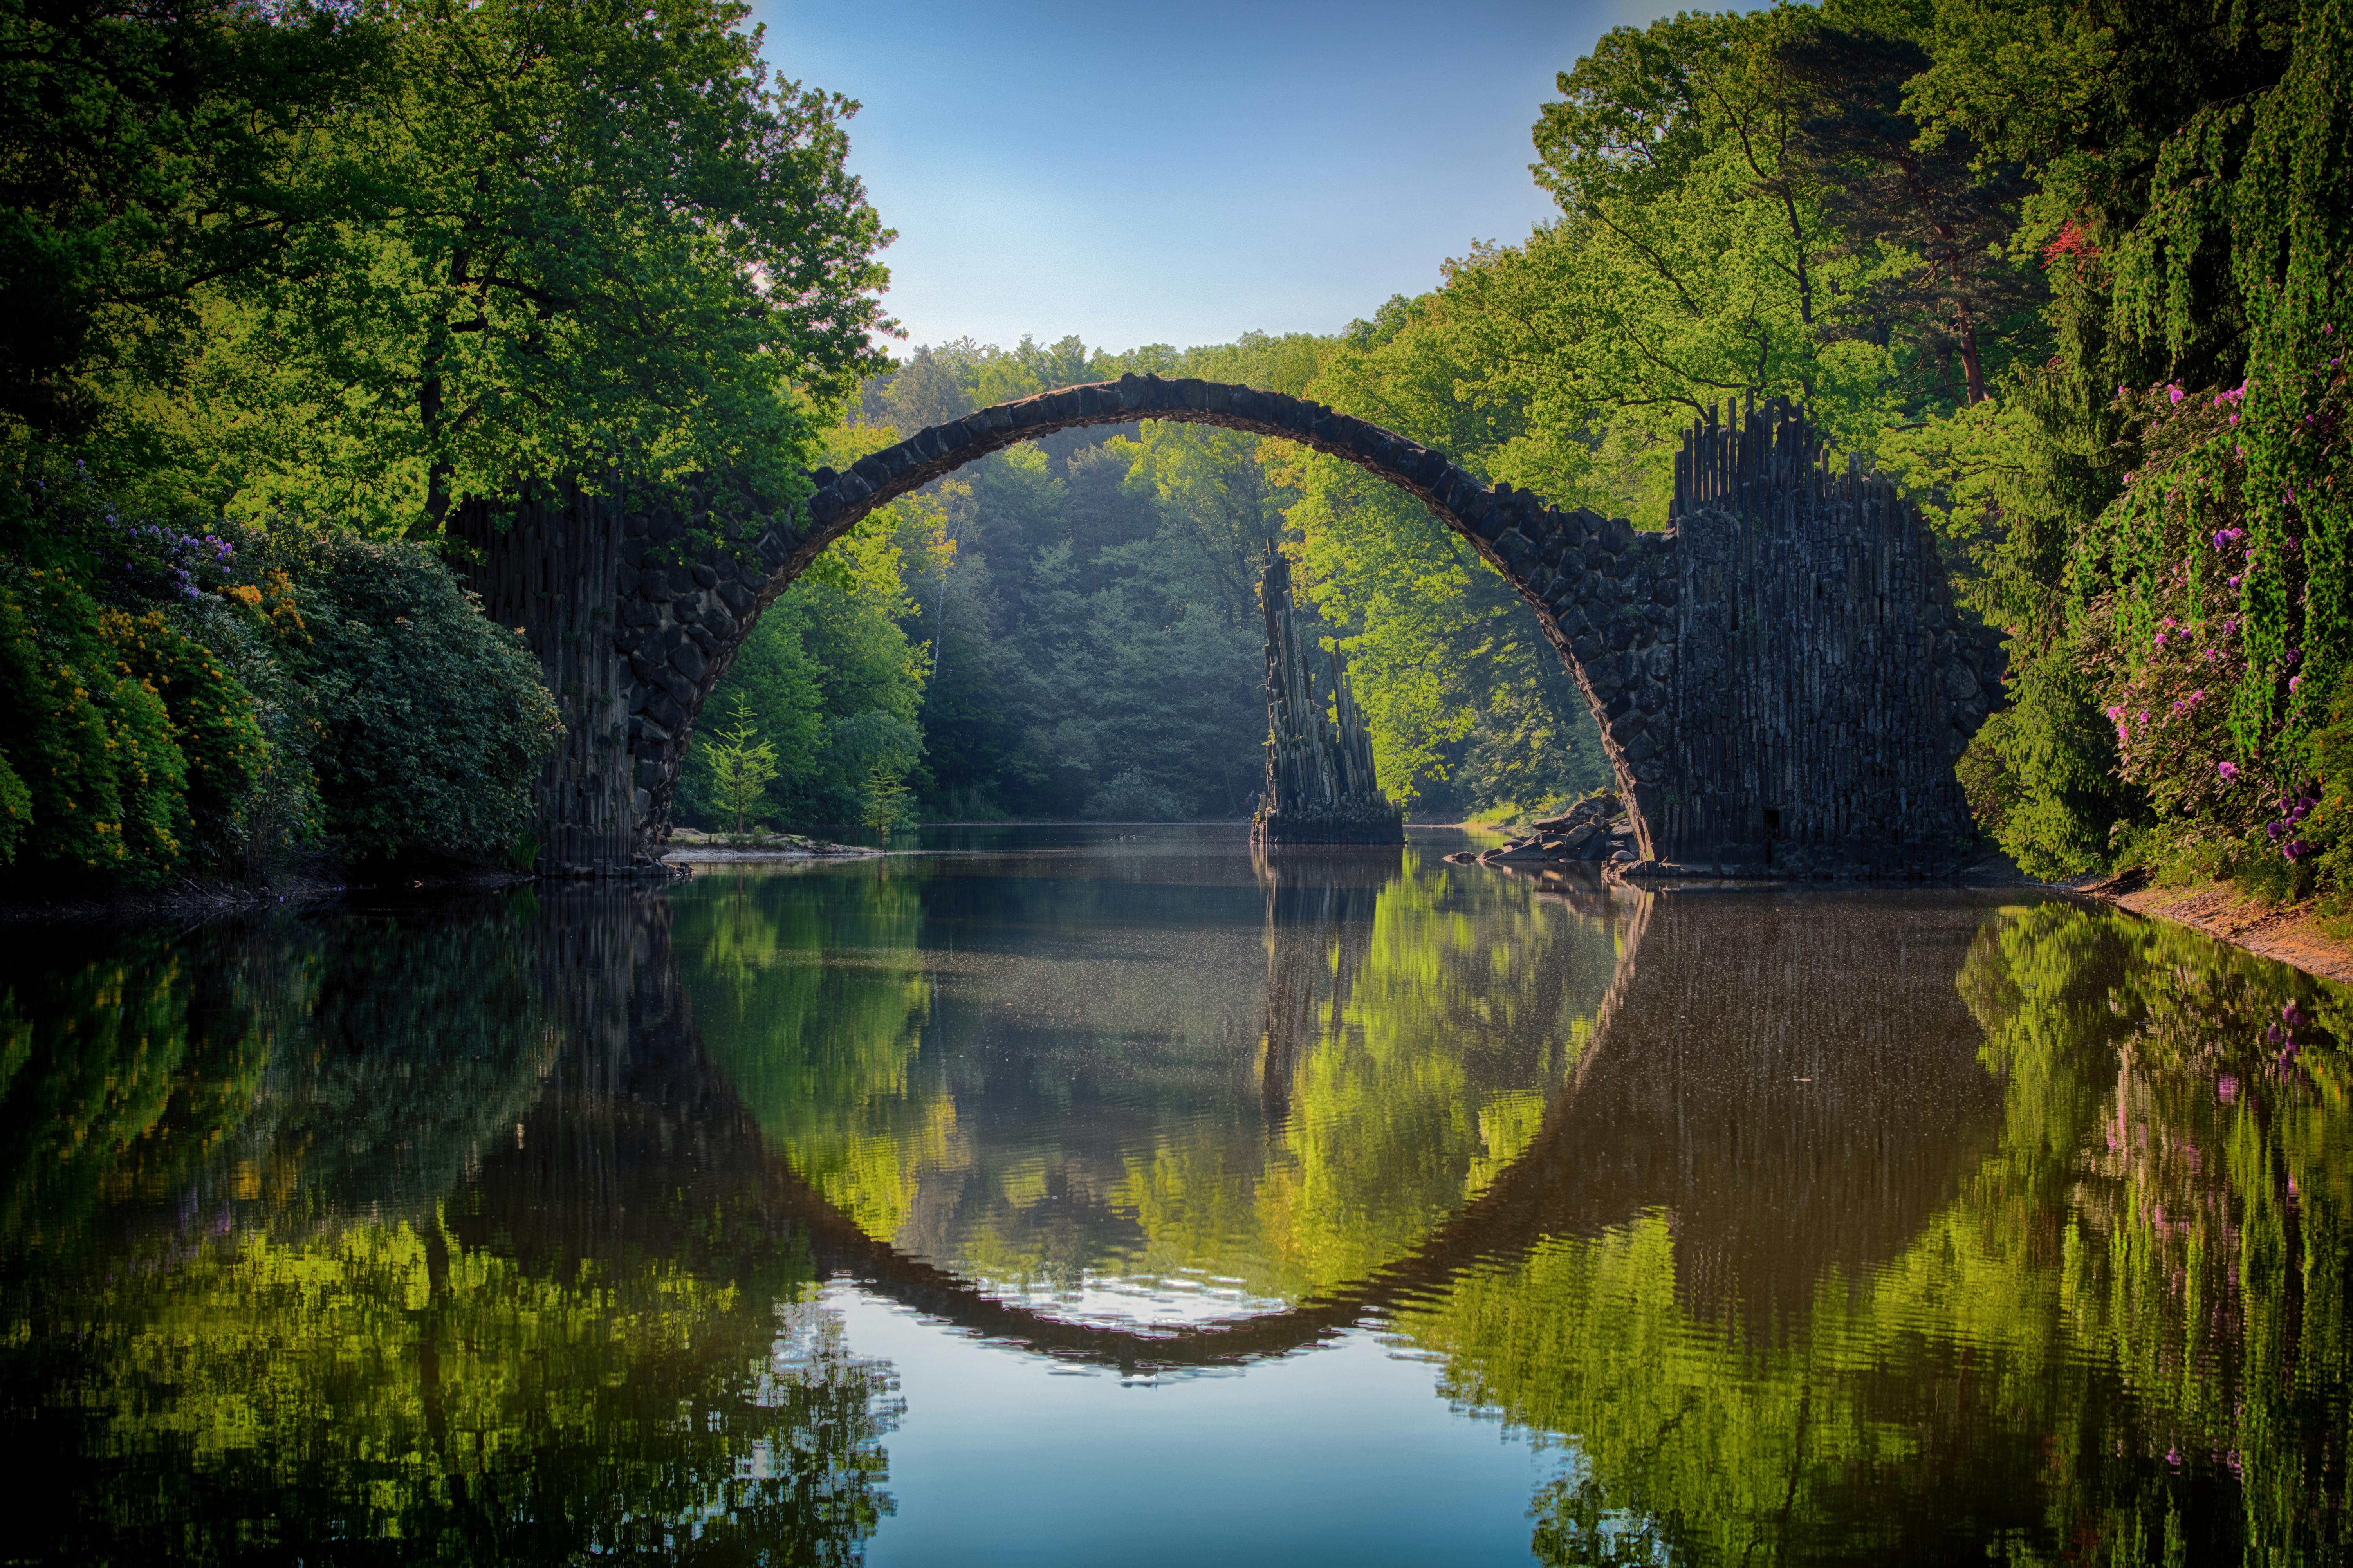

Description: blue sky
[748,0,1673,356]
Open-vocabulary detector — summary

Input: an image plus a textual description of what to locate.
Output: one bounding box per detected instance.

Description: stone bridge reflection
[473,868,2005,1372]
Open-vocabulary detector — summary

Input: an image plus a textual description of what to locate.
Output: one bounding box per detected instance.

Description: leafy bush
[98,608,266,866]
[2305,664,2353,914]
[0,570,189,885]
[278,536,560,863]
[1957,638,2140,879]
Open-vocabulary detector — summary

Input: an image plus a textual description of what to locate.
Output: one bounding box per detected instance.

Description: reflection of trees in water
[1,898,560,1271]
[1244,849,1621,1296]
[0,926,268,1270]
[674,851,1626,1311]
[1397,895,2353,1566]
[1,891,902,1566]
[678,867,943,1240]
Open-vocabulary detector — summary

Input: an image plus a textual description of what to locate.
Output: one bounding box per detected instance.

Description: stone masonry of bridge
[459,376,2002,878]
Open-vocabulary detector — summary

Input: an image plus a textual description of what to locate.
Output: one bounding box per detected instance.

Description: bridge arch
[460,380,1998,877]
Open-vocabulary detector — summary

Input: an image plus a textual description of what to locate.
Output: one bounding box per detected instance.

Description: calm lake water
[6,825,2352,1564]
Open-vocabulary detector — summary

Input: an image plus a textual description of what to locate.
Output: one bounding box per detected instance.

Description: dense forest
[4,0,2351,908]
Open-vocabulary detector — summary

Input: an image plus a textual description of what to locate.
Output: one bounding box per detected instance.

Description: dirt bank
[2076,870,2353,985]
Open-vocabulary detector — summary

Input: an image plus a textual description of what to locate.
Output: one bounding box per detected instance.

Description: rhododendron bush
[2076,345,2351,894]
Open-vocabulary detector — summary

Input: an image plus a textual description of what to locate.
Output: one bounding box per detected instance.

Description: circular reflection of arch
[750,882,2008,1370]
[491,884,2006,1375]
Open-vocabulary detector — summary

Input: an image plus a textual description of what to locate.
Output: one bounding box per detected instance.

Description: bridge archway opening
[613,374,1668,857]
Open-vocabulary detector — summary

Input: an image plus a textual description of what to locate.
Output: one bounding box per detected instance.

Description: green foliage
[98,606,265,865]
[2304,661,2353,909]
[1272,397,1611,817]
[682,497,929,827]
[271,533,559,862]
[0,751,25,864]
[1869,0,2353,893]
[57,0,895,535]
[0,0,385,444]
[0,567,189,884]
[1086,766,1186,821]
[1957,635,2138,877]
[805,391,1272,821]
[699,696,783,836]
[861,761,914,835]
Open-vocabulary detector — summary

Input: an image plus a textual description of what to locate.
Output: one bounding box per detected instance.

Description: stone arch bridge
[458,378,2002,878]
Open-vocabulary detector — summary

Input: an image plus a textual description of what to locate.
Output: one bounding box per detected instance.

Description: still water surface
[5,826,2351,1564]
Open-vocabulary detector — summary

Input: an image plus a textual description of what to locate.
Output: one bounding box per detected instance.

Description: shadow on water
[3,843,2353,1564]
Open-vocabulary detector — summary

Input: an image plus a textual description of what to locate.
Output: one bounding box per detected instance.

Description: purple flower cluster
[2267,783,2319,861]
[116,521,235,603]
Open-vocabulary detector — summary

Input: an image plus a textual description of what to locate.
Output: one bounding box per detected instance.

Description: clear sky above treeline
[751,0,1675,354]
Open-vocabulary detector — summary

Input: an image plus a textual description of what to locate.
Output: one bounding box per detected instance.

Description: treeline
[0,0,890,886]
[1311,0,2352,897]
[15,0,2351,890]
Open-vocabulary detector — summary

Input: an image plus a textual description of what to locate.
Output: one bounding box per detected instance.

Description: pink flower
[2168,384,2185,404]
[2290,675,2303,692]
[2219,761,2240,782]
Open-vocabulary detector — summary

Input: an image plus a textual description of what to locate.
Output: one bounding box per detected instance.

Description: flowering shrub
[98,608,267,866]
[2074,354,2352,892]
[1,468,561,887]
[0,570,188,885]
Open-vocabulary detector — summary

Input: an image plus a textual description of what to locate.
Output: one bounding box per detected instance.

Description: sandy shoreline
[2074,872,2353,985]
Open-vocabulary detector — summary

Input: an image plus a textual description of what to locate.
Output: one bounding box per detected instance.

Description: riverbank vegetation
[0,0,890,890]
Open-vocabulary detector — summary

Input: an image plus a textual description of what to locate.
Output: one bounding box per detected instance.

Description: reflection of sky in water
[955,1268,1290,1328]
[825,1283,1560,1568]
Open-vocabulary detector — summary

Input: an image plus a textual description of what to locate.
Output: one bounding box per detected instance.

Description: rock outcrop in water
[1449,792,1637,868]
[1251,552,1404,847]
